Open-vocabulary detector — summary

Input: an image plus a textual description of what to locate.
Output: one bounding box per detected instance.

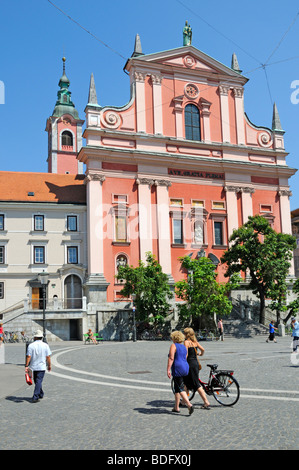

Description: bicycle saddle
[207,364,218,370]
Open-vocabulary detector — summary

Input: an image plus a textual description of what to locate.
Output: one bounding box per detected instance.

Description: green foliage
[175,256,240,325]
[221,215,296,323]
[116,252,172,325]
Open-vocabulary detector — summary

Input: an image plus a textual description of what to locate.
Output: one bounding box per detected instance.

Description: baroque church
[0,26,295,340]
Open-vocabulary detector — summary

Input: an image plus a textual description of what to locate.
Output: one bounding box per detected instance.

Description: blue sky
[1,0,299,209]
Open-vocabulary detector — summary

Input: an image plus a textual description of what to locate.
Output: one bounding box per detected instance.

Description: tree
[284,278,299,324]
[221,215,296,324]
[116,252,172,325]
[175,255,240,327]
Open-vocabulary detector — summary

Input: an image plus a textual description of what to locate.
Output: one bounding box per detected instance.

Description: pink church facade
[79,35,296,304]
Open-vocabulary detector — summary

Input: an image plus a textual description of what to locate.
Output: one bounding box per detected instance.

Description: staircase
[222,318,268,338]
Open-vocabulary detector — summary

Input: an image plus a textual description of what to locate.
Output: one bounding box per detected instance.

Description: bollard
[278,322,285,337]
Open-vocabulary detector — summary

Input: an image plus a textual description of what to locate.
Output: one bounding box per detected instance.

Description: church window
[185,104,201,141]
[61,130,73,147]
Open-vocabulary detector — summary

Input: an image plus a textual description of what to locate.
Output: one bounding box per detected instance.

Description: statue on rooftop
[183,21,192,46]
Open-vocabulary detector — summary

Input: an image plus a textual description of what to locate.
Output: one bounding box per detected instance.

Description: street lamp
[38,271,49,342]
[131,294,137,342]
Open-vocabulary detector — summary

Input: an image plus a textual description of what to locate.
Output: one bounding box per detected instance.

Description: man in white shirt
[25,330,52,403]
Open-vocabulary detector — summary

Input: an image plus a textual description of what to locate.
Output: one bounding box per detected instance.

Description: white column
[200,101,211,142]
[278,189,294,276]
[135,72,146,133]
[173,95,184,139]
[278,190,292,234]
[136,178,154,262]
[151,74,163,135]
[233,87,246,145]
[219,85,230,143]
[155,180,172,274]
[224,186,239,238]
[86,172,105,274]
[241,187,254,224]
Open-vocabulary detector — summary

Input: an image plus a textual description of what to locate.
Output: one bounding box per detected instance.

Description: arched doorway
[64,274,82,309]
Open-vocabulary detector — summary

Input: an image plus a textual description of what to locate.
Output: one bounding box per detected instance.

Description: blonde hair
[170,330,185,344]
[184,327,197,342]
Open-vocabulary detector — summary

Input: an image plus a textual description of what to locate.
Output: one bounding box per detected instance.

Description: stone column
[151,74,163,135]
[233,87,246,145]
[278,189,294,276]
[173,95,184,139]
[224,186,239,239]
[84,172,109,303]
[219,85,230,143]
[240,187,254,224]
[155,179,172,277]
[136,178,154,262]
[134,72,147,133]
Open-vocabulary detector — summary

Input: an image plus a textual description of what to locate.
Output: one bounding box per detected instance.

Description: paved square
[0,336,298,450]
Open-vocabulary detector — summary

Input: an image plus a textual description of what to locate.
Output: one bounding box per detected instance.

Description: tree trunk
[259,292,266,324]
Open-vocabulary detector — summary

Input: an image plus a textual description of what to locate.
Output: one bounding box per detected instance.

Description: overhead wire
[46,0,298,135]
[46,0,127,60]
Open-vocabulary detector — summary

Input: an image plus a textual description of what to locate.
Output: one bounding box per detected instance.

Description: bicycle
[171,363,240,407]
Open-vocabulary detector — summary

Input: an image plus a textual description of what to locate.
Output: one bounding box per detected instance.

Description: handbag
[195,346,202,371]
[25,371,32,385]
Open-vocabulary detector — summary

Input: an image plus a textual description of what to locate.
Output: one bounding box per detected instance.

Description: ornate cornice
[84,172,106,183]
[136,178,155,186]
[224,185,255,194]
[278,189,292,198]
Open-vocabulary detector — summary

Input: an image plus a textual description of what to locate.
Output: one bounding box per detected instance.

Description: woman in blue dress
[167,330,194,415]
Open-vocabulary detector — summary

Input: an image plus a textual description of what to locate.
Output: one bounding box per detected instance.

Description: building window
[0,282,4,299]
[173,218,183,244]
[170,198,183,207]
[34,246,45,264]
[185,104,201,141]
[112,194,128,205]
[212,201,225,210]
[67,246,78,264]
[34,215,44,231]
[115,215,127,243]
[61,130,73,147]
[67,215,78,232]
[0,246,4,264]
[0,214,4,231]
[214,221,223,246]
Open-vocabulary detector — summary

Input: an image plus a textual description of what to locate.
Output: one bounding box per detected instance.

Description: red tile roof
[0,172,86,204]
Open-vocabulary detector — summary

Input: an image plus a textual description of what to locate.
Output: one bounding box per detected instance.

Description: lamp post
[131,294,137,342]
[38,271,49,342]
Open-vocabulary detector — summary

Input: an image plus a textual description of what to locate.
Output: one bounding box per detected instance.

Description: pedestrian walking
[266,320,277,343]
[217,318,224,341]
[291,317,299,352]
[25,330,51,403]
[167,330,194,415]
[184,327,211,409]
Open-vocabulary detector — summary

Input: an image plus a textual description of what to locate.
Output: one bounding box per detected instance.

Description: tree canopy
[116,252,172,325]
[221,215,296,324]
[175,255,240,327]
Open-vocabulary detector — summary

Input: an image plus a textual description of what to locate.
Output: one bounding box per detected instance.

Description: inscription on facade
[168,168,225,180]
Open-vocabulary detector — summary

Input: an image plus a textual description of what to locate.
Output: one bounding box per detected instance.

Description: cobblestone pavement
[0,336,298,450]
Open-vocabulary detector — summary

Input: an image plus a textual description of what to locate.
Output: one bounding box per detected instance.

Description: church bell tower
[46,58,84,174]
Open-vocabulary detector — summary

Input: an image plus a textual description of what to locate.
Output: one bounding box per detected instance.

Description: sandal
[188,405,194,415]
[171,408,180,413]
[201,404,211,410]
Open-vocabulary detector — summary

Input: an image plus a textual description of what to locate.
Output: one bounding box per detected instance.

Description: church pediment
[127,46,248,84]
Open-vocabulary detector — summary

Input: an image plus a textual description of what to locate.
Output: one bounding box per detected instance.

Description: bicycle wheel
[211,372,240,406]
[171,378,196,401]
